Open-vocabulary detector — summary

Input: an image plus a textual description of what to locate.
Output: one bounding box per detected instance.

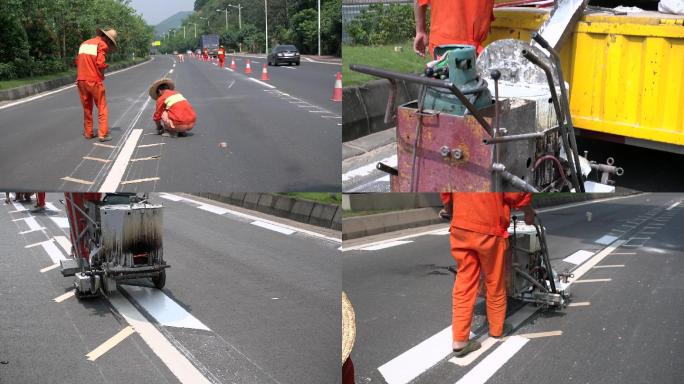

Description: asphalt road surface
[342,193,684,384]
[0,55,341,192]
[0,193,341,384]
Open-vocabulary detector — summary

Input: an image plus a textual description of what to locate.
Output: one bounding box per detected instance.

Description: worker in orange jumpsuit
[75,28,117,142]
[217,45,226,68]
[440,192,534,356]
[149,78,197,137]
[414,0,495,57]
[203,48,209,62]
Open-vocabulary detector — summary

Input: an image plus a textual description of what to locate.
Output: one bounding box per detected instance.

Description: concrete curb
[192,193,341,230]
[342,79,419,142]
[0,58,151,101]
[341,192,638,240]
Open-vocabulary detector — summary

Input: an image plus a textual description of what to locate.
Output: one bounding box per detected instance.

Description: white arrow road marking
[107,291,212,384]
[121,285,210,331]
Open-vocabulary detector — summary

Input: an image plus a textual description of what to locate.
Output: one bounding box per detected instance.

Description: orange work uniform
[440,192,532,342]
[417,0,495,56]
[153,89,197,133]
[217,48,226,68]
[75,36,110,139]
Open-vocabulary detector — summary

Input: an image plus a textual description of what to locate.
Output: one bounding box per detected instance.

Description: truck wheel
[152,269,166,289]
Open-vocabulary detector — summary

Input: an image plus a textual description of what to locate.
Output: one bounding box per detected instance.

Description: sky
[129,0,195,26]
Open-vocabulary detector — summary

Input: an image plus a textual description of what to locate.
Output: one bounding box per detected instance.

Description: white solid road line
[455,336,528,384]
[567,302,591,307]
[159,193,341,243]
[535,193,649,214]
[343,155,397,182]
[378,326,452,384]
[99,129,143,191]
[86,326,135,361]
[568,240,625,284]
[26,239,66,264]
[666,201,681,210]
[360,240,414,251]
[341,226,447,252]
[593,264,625,268]
[54,290,75,303]
[0,58,152,110]
[573,278,612,283]
[248,77,276,89]
[40,264,60,273]
[107,291,212,384]
[49,217,70,228]
[54,235,72,255]
[251,220,296,235]
[121,286,210,331]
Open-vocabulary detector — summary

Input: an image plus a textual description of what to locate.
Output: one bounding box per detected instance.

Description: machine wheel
[152,269,166,289]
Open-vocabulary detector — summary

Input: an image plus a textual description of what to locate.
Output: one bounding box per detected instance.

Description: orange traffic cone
[261,64,269,81]
[230,56,236,69]
[245,59,252,74]
[331,71,342,102]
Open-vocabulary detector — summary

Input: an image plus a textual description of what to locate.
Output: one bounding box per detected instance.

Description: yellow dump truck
[486,8,684,154]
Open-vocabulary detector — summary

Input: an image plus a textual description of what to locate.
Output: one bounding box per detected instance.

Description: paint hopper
[100,202,164,267]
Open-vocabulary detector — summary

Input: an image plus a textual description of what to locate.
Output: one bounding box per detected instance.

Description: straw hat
[342,291,356,364]
[97,28,118,49]
[148,78,175,100]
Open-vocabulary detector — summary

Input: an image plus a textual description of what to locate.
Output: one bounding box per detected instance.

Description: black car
[267,45,300,66]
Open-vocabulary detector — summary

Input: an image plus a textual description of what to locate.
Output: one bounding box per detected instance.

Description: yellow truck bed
[486,8,684,152]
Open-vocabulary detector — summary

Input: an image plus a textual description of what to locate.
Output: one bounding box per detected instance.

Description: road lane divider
[99,129,143,191]
[378,326,452,384]
[86,326,135,361]
[360,240,413,251]
[251,220,295,235]
[249,77,276,89]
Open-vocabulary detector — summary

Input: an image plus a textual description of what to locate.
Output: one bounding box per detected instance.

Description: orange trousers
[36,192,45,208]
[219,58,225,68]
[450,228,508,342]
[77,80,108,138]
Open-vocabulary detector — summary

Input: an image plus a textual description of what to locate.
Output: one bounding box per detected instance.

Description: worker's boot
[99,135,112,142]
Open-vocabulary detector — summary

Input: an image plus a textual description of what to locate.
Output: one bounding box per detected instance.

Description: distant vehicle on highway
[267,45,300,66]
[200,34,220,57]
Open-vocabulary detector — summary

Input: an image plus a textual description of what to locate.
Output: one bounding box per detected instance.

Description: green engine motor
[423,45,492,116]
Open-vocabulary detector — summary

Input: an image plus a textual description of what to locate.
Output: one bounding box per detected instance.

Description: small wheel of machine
[152,269,166,289]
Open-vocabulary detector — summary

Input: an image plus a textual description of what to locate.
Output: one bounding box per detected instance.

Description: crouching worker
[149,78,196,137]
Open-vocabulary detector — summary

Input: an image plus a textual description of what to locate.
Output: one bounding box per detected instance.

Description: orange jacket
[440,193,532,238]
[217,48,225,58]
[76,36,109,83]
[417,0,495,54]
[153,89,197,125]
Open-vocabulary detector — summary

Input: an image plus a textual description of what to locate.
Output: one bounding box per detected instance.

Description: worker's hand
[523,205,536,225]
[413,32,428,57]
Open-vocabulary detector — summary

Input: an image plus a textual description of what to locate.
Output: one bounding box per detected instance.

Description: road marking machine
[59,193,168,298]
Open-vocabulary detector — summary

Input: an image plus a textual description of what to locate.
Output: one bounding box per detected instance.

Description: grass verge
[279,193,342,205]
[342,41,430,87]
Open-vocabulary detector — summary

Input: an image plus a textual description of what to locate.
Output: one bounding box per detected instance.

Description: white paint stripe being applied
[595,235,618,245]
[197,204,229,215]
[343,155,397,182]
[563,250,594,265]
[251,220,296,235]
[50,217,70,228]
[40,264,60,273]
[378,326,452,384]
[455,336,529,384]
[26,239,66,264]
[666,201,680,211]
[248,77,276,89]
[99,129,143,192]
[361,240,414,251]
[54,290,75,303]
[86,326,135,361]
[450,304,538,367]
[107,291,212,384]
[54,236,72,255]
[121,285,210,331]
